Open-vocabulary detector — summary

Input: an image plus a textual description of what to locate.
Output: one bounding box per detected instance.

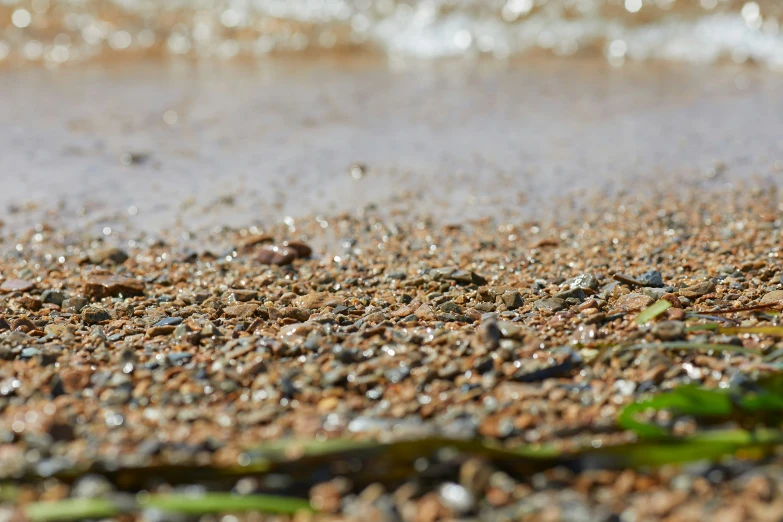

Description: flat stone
[81,306,111,324]
[256,245,298,265]
[533,297,566,312]
[652,320,686,341]
[0,279,34,293]
[146,325,176,338]
[679,281,716,299]
[760,290,783,305]
[555,287,586,302]
[153,317,183,327]
[62,297,89,313]
[224,289,258,302]
[294,293,345,309]
[224,303,260,319]
[615,293,654,311]
[83,274,144,299]
[641,288,668,301]
[438,301,463,314]
[282,240,312,258]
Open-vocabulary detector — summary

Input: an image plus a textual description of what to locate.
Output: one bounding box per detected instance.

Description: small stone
[283,240,313,258]
[88,247,129,265]
[0,279,34,293]
[81,306,111,324]
[615,293,654,311]
[295,293,345,309]
[641,288,668,301]
[153,317,183,327]
[83,274,144,299]
[652,320,686,341]
[224,304,260,319]
[500,290,524,309]
[438,301,463,314]
[16,296,42,311]
[533,297,566,312]
[62,297,89,313]
[224,289,258,303]
[12,317,35,331]
[679,281,716,299]
[146,325,176,338]
[566,273,599,291]
[554,287,586,302]
[256,245,298,265]
[760,290,783,305]
[438,483,475,515]
[41,289,67,306]
[638,270,664,287]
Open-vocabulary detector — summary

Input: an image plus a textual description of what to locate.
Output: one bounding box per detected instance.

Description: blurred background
[1,0,782,235]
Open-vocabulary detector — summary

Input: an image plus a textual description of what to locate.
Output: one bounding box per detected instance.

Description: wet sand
[3,57,783,237]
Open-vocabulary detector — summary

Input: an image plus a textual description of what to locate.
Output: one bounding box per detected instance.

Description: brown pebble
[294,293,344,309]
[283,240,313,258]
[760,290,783,305]
[83,274,144,298]
[146,325,176,338]
[615,292,654,311]
[0,279,34,293]
[224,303,260,319]
[679,281,716,299]
[257,245,298,265]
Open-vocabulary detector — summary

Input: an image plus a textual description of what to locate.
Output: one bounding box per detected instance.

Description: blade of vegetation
[25,498,119,521]
[25,493,313,522]
[142,492,313,515]
[717,326,783,337]
[618,381,783,438]
[636,300,672,325]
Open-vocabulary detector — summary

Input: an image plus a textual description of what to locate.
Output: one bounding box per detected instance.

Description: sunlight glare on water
[1,0,783,67]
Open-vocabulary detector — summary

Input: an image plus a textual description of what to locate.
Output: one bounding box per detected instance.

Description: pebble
[0,279,34,293]
[438,483,475,514]
[533,297,566,312]
[614,293,654,311]
[81,306,111,324]
[153,317,183,327]
[83,274,144,298]
[256,245,298,265]
[760,290,783,305]
[295,293,345,309]
[679,281,716,299]
[652,320,686,341]
[501,290,524,309]
[87,246,129,265]
[638,270,664,287]
[223,304,260,319]
[41,289,67,306]
[62,296,89,313]
[565,273,599,291]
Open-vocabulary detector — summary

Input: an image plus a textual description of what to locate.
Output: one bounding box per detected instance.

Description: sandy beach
[3,3,783,518]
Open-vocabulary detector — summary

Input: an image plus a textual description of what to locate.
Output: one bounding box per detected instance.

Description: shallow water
[2,0,783,67]
[2,57,782,237]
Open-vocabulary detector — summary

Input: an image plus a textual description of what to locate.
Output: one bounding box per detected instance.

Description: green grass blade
[636,300,672,325]
[717,326,783,337]
[142,492,312,515]
[25,498,120,521]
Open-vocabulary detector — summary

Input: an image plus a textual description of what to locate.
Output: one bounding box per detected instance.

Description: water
[2,0,783,67]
